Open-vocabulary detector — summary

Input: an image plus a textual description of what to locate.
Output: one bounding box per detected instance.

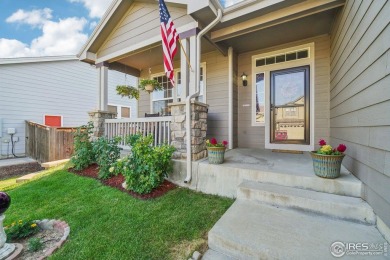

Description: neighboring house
[0,56,137,157]
[78,0,390,252]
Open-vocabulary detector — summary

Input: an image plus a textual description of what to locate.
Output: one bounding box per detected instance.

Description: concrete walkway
[0,157,35,167]
[207,200,388,260]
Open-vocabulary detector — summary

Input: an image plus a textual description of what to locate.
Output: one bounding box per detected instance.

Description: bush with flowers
[5,219,39,242]
[206,138,228,148]
[315,139,347,155]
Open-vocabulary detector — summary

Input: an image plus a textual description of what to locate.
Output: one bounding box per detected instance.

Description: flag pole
[178,38,194,72]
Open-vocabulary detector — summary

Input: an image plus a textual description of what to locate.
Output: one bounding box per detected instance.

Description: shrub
[5,220,39,242]
[71,122,94,170]
[28,237,43,252]
[92,136,121,179]
[112,134,175,194]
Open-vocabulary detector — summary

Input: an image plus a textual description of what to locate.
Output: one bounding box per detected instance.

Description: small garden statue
[0,191,17,259]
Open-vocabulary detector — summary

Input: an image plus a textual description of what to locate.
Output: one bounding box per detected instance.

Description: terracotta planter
[144,84,154,93]
[207,147,226,164]
[310,152,345,179]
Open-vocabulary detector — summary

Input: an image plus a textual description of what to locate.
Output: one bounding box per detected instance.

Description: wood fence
[25,121,78,163]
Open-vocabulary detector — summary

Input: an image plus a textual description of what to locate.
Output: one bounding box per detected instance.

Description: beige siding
[203,51,229,143]
[237,35,331,148]
[97,3,194,59]
[330,0,390,228]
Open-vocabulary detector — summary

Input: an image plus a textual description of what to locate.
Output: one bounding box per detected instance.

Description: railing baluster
[104,117,172,147]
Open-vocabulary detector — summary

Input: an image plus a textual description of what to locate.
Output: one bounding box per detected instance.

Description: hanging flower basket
[310,152,345,179]
[144,84,154,93]
[138,79,163,94]
[207,147,226,164]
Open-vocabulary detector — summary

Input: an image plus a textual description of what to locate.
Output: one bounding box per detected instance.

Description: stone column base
[169,101,208,161]
[88,110,115,139]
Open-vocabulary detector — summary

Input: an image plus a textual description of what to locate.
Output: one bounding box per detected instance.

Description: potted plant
[310,139,347,179]
[206,138,228,164]
[116,85,140,100]
[139,79,163,93]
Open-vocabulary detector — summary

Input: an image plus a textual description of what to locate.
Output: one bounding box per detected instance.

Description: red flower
[222,141,228,146]
[337,144,347,153]
[210,138,217,145]
[319,139,326,146]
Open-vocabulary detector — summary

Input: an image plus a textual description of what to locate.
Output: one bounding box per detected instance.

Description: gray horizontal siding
[330,0,390,228]
[204,51,229,143]
[98,3,194,59]
[0,59,137,156]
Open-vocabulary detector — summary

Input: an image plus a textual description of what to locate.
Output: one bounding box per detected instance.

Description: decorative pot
[144,84,154,93]
[310,152,345,179]
[207,147,226,164]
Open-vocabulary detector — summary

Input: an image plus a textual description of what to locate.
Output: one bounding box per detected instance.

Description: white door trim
[251,42,315,151]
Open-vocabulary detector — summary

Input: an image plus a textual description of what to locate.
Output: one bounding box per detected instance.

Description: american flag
[159,0,179,85]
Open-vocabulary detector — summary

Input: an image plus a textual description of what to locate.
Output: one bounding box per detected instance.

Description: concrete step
[41,159,69,169]
[237,181,376,224]
[202,249,237,260]
[208,200,388,260]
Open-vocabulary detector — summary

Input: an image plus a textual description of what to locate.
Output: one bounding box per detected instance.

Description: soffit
[220,9,337,54]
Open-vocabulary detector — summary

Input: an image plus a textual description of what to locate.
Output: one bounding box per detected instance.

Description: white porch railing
[105,117,172,147]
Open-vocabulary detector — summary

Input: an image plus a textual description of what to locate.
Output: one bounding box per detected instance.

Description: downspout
[184,9,223,183]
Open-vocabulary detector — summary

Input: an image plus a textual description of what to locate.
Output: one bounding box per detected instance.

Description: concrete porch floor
[170,148,362,198]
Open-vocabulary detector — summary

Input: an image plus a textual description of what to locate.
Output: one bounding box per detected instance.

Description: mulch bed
[69,164,177,200]
[0,161,43,180]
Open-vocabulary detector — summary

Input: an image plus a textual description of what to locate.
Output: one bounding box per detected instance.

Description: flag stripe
[159,0,179,85]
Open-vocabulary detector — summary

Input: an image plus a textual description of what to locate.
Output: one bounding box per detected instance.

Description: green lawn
[3,169,233,260]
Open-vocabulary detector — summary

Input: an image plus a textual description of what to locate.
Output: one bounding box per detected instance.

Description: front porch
[169,148,362,198]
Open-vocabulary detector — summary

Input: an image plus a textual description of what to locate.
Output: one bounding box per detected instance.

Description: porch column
[228,47,233,149]
[88,62,114,139]
[180,38,190,100]
[170,101,208,160]
[96,62,108,111]
[188,35,197,95]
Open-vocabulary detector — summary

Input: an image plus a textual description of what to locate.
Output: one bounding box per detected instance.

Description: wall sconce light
[241,72,248,87]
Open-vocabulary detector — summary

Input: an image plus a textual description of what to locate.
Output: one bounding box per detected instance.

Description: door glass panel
[255,73,265,123]
[271,66,309,144]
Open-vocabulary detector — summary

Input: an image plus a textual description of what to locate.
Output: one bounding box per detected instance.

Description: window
[255,49,309,68]
[175,64,206,103]
[44,115,62,127]
[152,75,174,116]
[255,73,265,123]
[108,105,131,119]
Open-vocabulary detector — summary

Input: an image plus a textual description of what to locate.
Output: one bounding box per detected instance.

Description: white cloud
[69,0,113,18]
[89,21,98,30]
[6,8,53,27]
[0,17,88,58]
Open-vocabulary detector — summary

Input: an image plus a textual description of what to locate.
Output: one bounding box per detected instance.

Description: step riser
[196,162,362,198]
[237,188,376,224]
[209,233,265,260]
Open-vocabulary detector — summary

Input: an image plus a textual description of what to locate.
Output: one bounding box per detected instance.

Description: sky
[0,0,114,58]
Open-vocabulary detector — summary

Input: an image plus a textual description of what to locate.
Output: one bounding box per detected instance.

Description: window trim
[251,42,315,151]
[150,62,207,113]
[108,104,132,119]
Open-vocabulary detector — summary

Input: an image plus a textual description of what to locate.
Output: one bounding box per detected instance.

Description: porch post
[180,38,189,100]
[189,35,197,95]
[228,47,233,149]
[88,62,114,139]
[96,62,108,111]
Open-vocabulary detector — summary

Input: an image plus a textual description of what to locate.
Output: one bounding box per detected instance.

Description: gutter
[185,9,223,183]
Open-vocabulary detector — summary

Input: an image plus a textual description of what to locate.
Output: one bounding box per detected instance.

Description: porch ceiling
[217,9,338,54]
[114,38,216,72]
